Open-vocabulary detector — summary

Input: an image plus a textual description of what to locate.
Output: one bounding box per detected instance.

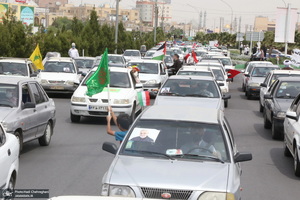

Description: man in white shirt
[68,43,79,58]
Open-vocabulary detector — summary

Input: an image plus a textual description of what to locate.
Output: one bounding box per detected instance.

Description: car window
[160,79,220,98]
[0,126,6,146]
[145,51,155,57]
[124,51,140,57]
[0,62,28,76]
[251,67,276,77]
[268,80,279,94]
[164,56,173,63]
[43,62,76,73]
[0,84,19,107]
[75,59,94,69]
[178,71,213,77]
[271,74,300,84]
[121,120,229,162]
[22,84,32,104]
[37,84,49,102]
[263,73,271,85]
[29,83,45,104]
[276,81,300,99]
[212,69,225,81]
[128,62,159,74]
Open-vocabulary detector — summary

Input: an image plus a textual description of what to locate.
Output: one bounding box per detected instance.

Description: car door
[20,83,38,142]
[265,80,279,121]
[260,73,271,102]
[287,100,300,150]
[159,63,168,84]
[28,83,50,138]
[0,126,10,189]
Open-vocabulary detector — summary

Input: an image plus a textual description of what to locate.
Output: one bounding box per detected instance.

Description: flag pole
[107,68,111,116]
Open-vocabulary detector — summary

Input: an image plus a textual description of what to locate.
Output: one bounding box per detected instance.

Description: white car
[259,70,300,112]
[0,58,38,78]
[127,60,168,96]
[211,56,235,71]
[49,197,157,200]
[176,66,215,78]
[123,50,141,62]
[70,67,142,123]
[143,50,156,59]
[284,93,300,177]
[209,66,230,93]
[0,124,19,195]
[38,57,83,94]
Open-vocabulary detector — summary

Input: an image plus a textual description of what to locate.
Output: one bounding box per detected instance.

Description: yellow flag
[30,44,44,70]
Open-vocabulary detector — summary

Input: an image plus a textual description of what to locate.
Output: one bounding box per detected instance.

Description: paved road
[16,74,300,199]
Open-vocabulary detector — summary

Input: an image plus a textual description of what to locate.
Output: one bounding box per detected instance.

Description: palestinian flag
[137,91,150,106]
[152,42,166,61]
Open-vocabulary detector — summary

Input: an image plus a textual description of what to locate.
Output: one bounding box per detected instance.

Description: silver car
[102,105,252,199]
[0,77,56,151]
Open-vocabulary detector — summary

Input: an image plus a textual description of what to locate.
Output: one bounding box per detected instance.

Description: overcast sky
[68,0,300,30]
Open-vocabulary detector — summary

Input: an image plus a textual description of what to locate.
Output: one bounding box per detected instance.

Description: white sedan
[0,124,19,196]
[70,67,143,123]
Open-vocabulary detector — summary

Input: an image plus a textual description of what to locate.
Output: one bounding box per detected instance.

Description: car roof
[271,70,300,75]
[252,65,278,69]
[124,49,140,52]
[128,59,161,64]
[180,66,210,72]
[74,57,95,60]
[277,77,300,81]
[248,61,272,65]
[140,105,220,124]
[0,57,29,63]
[196,62,223,66]
[107,54,124,57]
[170,75,214,81]
[0,76,33,84]
[46,57,74,62]
[91,67,129,73]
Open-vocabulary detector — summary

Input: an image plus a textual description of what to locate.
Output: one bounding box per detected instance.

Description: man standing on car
[68,43,79,59]
[169,54,182,75]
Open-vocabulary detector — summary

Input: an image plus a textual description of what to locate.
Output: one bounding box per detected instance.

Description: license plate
[88,105,107,111]
[50,86,64,90]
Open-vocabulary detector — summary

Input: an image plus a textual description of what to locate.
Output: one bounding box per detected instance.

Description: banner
[20,6,34,26]
[0,3,8,23]
[275,7,298,43]
[289,49,300,67]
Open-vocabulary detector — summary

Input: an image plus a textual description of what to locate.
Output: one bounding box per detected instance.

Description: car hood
[39,72,78,81]
[139,73,159,82]
[274,98,294,112]
[155,96,221,109]
[249,77,265,84]
[109,155,229,191]
[0,107,15,122]
[73,86,132,99]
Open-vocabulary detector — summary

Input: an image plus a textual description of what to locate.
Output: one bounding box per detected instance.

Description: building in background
[254,16,276,32]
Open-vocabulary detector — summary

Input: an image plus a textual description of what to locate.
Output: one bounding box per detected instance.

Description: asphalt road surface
[16,74,300,200]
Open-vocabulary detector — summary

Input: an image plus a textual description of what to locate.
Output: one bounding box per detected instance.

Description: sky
[68,0,300,31]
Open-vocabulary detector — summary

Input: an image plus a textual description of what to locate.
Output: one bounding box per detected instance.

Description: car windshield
[219,58,232,66]
[0,62,28,76]
[212,69,225,81]
[178,71,213,77]
[43,62,76,73]
[0,84,18,107]
[276,81,300,99]
[194,51,206,56]
[128,62,158,74]
[121,120,229,162]
[164,56,173,63]
[166,50,174,56]
[251,67,275,77]
[145,52,155,57]
[124,51,140,57]
[159,79,220,98]
[83,71,131,88]
[108,56,125,64]
[173,49,182,54]
[74,59,94,69]
[270,74,300,85]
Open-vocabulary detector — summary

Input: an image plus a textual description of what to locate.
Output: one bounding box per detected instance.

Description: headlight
[71,96,86,103]
[65,80,74,85]
[146,80,157,84]
[109,185,135,197]
[276,111,286,118]
[248,82,260,87]
[198,192,235,200]
[114,99,130,104]
[40,79,48,84]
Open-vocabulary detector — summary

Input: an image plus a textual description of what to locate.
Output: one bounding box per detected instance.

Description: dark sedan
[263,77,300,140]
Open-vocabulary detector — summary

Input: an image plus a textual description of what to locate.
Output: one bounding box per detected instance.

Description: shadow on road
[253,123,273,141]
[253,110,263,118]
[270,148,298,180]
[21,140,41,155]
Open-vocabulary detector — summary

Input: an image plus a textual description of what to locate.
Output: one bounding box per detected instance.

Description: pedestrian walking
[68,42,79,59]
[239,43,244,55]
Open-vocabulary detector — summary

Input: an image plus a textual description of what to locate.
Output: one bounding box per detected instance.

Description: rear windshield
[0,62,28,76]
[43,62,76,73]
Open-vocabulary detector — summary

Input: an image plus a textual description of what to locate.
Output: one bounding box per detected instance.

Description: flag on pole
[152,42,166,61]
[86,48,110,97]
[137,91,150,106]
[228,69,241,79]
[191,50,199,63]
[29,44,44,70]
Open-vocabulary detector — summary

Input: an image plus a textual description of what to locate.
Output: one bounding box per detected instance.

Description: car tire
[38,122,53,146]
[271,120,283,140]
[284,143,292,157]
[7,175,15,194]
[242,84,245,92]
[130,103,136,122]
[263,111,271,129]
[259,100,264,113]
[294,147,300,177]
[70,112,81,123]
[224,99,228,108]
[14,131,23,152]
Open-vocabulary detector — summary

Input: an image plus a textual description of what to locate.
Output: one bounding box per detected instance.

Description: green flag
[86,48,110,97]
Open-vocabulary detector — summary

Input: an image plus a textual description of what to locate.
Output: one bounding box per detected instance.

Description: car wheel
[284,143,292,157]
[259,100,264,113]
[14,131,23,152]
[271,120,283,140]
[6,175,15,196]
[263,111,271,129]
[38,122,53,146]
[242,84,245,92]
[224,99,228,108]
[130,104,136,122]
[294,147,300,177]
[70,112,81,123]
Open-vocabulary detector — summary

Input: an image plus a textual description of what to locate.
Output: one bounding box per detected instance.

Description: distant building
[32,0,68,7]
[254,16,276,32]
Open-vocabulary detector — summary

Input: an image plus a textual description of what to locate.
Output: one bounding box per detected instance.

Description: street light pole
[114,0,120,54]
[220,0,233,34]
[154,0,158,44]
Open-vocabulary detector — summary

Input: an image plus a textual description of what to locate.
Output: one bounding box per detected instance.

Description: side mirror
[264,94,273,99]
[160,72,167,75]
[218,82,225,86]
[135,83,143,89]
[30,73,37,77]
[226,78,233,82]
[102,142,118,155]
[23,102,36,109]
[244,74,250,77]
[260,83,267,87]
[222,94,231,100]
[286,111,297,120]
[241,70,245,73]
[78,71,83,74]
[234,152,252,163]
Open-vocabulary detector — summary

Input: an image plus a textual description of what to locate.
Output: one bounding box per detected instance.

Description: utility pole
[284,3,291,55]
[114,0,120,54]
[203,11,207,31]
[154,0,158,44]
[249,25,253,55]
[199,11,203,29]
